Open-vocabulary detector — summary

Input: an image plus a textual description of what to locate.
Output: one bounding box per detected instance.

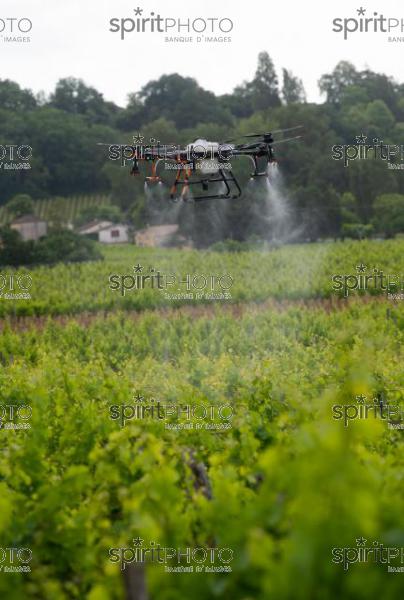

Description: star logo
[357,7,366,16]
[134,263,143,273]
[355,134,367,144]
[133,8,143,16]
[356,537,367,546]
[133,393,144,403]
[133,537,144,546]
[356,263,367,273]
[133,133,144,145]
[356,394,366,404]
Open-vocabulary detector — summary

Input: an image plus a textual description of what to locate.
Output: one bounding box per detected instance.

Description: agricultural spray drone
[100,126,302,202]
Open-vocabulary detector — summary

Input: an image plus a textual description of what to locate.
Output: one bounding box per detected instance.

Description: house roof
[77,219,113,234]
[98,223,128,232]
[11,214,46,225]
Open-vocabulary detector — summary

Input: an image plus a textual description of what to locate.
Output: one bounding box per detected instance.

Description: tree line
[1,53,404,245]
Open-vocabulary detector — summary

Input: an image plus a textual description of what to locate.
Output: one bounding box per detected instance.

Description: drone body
[100,127,302,201]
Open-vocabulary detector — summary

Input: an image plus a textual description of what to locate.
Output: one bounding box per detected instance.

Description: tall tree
[50,77,119,125]
[281,69,306,104]
[248,51,281,110]
[0,79,37,111]
[6,194,35,218]
[133,74,232,128]
[318,61,358,104]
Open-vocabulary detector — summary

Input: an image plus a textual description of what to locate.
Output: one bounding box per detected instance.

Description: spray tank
[186,139,221,175]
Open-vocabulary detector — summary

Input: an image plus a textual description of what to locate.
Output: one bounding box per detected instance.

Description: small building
[10,214,47,241]
[77,220,114,238]
[135,224,188,247]
[77,220,129,243]
[98,223,129,244]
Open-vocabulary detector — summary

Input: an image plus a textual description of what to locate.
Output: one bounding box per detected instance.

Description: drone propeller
[243,126,303,138]
[270,135,302,145]
[272,125,303,134]
[225,126,303,144]
[243,132,271,139]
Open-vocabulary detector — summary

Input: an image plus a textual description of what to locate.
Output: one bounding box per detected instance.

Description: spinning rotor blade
[270,135,302,145]
[242,133,267,138]
[271,125,304,135]
[235,141,265,150]
[241,126,303,138]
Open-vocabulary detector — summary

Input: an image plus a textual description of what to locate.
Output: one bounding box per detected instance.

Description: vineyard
[3,3,404,597]
[0,240,403,600]
[1,239,404,318]
[0,194,111,226]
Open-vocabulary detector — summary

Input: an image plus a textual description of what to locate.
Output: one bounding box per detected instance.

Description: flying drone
[100,127,302,202]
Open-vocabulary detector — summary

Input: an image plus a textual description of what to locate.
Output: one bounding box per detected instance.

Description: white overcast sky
[1,0,404,107]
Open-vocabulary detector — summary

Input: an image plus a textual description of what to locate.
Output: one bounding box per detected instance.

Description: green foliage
[341,223,373,240]
[210,239,261,252]
[101,162,141,213]
[0,227,35,266]
[0,228,103,267]
[281,68,306,104]
[0,239,403,317]
[365,100,395,133]
[75,204,123,227]
[0,272,403,599]
[34,230,104,264]
[50,77,119,126]
[120,74,233,130]
[0,78,37,111]
[319,61,358,104]
[246,51,282,111]
[0,194,112,227]
[6,194,35,219]
[340,192,360,224]
[372,194,404,237]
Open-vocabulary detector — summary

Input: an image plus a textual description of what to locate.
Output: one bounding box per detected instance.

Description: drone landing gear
[145,161,161,184]
[170,166,242,202]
